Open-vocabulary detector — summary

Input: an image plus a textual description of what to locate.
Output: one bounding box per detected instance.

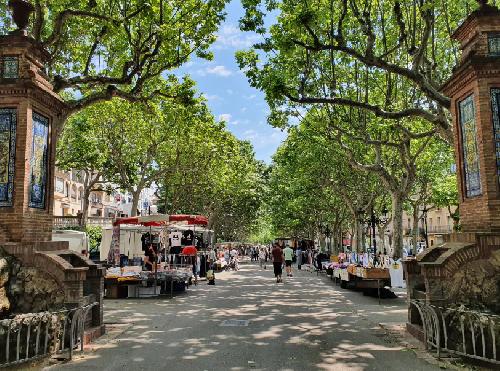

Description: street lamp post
[358,206,389,260]
[317,222,332,253]
[421,206,430,250]
[370,207,377,257]
[324,224,331,253]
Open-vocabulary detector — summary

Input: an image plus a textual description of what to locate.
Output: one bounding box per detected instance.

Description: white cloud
[206,65,233,77]
[241,107,247,113]
[203,93,222,102]
[218,113,232,122]
[241,128,287,147]
[226,89,234,95]
[215,25,261,49]
[243,130,258,140]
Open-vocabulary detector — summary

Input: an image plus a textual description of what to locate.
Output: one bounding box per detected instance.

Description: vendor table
[337,265,391,304]
[104,269,192,299]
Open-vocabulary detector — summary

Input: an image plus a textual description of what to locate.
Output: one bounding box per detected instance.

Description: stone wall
[0,247,65,318]
[441,250,500,312]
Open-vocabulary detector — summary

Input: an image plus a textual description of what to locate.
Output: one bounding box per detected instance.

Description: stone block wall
[411,233,500,313]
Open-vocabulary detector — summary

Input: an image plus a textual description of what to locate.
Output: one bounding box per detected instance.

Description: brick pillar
[0,34,66,243]
[85,264,105,327]
[441,4,500,232]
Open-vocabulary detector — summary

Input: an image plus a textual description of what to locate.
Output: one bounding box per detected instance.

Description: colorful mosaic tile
[492,89,500,187]
[0,109,16,207]
[488,33,500,56]
[2,56,18,78]
[29,112,49,209]
[459,95,482,198]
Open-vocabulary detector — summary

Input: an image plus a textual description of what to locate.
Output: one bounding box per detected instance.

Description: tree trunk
[355,221,365,253]
[130,189,142,217]
[391,193,404,259]
[377,224,386,253]
[81,188,91,228]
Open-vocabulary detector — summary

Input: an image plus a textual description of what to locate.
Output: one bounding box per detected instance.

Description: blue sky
[177,0,287,163]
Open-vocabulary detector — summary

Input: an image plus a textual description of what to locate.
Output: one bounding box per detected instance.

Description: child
[207,269,215,285]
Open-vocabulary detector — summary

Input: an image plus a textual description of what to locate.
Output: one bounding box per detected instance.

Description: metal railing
[0,302,98,368]
[410,300,500,364]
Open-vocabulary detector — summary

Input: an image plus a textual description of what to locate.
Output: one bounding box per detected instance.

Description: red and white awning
[113,214,208,227]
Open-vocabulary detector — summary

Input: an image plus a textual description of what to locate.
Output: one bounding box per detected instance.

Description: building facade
[53,168,156,218]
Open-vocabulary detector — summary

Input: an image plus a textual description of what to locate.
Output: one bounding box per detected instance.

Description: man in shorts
[283,244,294,277]
[271,243,284,283]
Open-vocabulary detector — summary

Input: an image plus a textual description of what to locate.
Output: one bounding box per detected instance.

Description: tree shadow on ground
[45,263,437,371]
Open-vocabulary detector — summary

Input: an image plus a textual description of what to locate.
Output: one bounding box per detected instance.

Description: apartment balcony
[53,216,114,229]
[90,199,103,207]
[427,225,453,234]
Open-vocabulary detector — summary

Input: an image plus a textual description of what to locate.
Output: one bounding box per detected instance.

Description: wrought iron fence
[0,302,98,368]
[410,299,500,364]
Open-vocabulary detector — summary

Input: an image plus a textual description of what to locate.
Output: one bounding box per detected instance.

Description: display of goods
[359,268,390,279]
[339,269,349,281]
[347,265,357,275]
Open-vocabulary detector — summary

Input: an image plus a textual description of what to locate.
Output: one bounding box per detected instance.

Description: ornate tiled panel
[488,33,500,56]
[492,88,500,186]
[0,108,16,207]
[459,95,482,198]
[29,112,49,209]
[2,56,18,78]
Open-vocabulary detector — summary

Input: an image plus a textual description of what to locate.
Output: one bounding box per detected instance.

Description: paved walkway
[45,262,440,371]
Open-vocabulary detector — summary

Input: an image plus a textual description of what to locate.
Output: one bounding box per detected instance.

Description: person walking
[271,243,284,283]
[283,244,294,277]
[259,247,267,269]
[230,246,239,270]
[296,245,302,270]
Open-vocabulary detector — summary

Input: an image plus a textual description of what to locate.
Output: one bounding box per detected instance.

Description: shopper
[271,243,284,283]
[259,248,266,269]
[283,244,294,277]
[230,247,239,270]
[144,244,157,271]
[296,245,302,270]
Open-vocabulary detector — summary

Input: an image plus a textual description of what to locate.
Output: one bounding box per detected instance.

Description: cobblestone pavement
[43,262,443,371]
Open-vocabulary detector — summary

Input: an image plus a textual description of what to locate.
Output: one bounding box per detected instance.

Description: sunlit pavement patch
[220,319,250,327]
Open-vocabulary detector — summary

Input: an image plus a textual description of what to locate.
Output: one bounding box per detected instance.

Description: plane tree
[0,0,228,120]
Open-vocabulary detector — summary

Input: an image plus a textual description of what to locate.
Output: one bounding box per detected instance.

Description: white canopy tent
[99,223,214,261]
[52,230,89,253]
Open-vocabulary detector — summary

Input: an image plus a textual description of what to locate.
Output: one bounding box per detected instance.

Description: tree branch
[43,10,118,47]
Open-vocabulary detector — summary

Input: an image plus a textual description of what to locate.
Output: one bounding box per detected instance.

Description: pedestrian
[259,247,266,269]
[230,246,239,270]
[224,248,230,267]
[271,243,284,283]
[283,244,294,277]
[209,248,216,266]
[296,245,302,270]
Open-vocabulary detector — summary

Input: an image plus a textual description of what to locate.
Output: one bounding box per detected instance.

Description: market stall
[103,214,210,299]
[322,252,403,303]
